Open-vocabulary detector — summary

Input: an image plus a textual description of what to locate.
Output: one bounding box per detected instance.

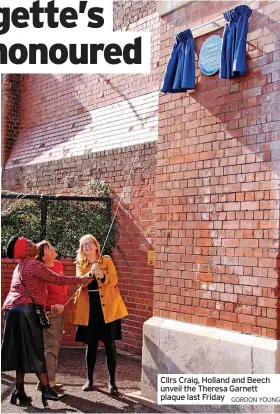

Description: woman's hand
[51,304,64,315]
[80,275,94,285]
[91,263,103,278]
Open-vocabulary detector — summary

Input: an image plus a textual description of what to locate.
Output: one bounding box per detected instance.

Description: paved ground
[2,348,266,414]
[1,347,159,413]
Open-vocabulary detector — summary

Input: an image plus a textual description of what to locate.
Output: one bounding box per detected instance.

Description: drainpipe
[1,74,12,168]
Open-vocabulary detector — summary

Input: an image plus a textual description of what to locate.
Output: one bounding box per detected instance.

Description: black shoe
[41,384,65,408]
[52,385,64,393]
[82,380,94,391]
[109,383,119,396]
[10,389,32,405]
[37,382,63,392]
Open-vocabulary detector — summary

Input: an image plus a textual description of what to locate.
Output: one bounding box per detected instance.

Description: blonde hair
[76,234,101,264]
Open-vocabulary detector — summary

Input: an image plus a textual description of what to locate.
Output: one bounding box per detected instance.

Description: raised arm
[33,261,90,285]
[92,256,118,286]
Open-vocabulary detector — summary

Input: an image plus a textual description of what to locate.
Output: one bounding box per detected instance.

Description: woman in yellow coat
[69,234,128,395]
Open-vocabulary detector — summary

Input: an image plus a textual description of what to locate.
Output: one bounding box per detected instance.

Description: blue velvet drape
[160,29,195,93]
[220,5,252,79]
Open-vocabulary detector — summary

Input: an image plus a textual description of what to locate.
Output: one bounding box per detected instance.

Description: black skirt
[1,304,47,374]
[75,291,122,344]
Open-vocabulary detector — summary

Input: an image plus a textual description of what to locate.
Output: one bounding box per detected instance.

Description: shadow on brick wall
[5,74,92,169]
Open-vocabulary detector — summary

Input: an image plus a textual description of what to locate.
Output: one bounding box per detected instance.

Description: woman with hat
[1,235,93,408]
[70,234,128,395]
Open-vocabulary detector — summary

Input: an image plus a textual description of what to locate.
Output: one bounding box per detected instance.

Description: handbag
[19,276,50,329]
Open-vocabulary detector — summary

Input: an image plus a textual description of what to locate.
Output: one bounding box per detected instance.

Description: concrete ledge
[141,317,280,413]
[159,1,193,17]
[126,390,180,413]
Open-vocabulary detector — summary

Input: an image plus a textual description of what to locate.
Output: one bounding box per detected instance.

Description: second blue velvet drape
[220,5,252,79]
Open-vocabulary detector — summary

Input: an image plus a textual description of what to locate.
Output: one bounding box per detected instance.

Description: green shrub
[1,200,42,256]
[1,195,117,257]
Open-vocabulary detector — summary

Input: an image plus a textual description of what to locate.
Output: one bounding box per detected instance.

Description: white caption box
[157,374,280,405]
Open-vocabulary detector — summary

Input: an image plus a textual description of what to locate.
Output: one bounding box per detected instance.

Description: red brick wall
[155,0,280,339]
[1,259,15,305]
[18,6,159,132]
[113,1,158,30]
[1,1,160,355]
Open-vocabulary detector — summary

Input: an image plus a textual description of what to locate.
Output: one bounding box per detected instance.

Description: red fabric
[3,257,80,309]
[46,261,68,307]
[13,237,27,259]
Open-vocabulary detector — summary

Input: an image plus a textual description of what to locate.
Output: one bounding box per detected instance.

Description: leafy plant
[1,200,42,256]
[46,199,116,257]
[1,185,117,257]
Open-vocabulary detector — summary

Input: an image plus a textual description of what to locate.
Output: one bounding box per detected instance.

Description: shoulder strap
[18,263,36,305]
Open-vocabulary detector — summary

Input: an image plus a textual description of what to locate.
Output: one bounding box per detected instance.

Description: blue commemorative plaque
[199,35,222,76]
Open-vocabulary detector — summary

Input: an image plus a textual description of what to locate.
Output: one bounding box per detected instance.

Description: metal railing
[1,192,111,241]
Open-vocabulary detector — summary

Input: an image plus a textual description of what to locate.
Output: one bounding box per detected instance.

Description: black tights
[86,339,117,385]
[15,371,49,393]
[15,371,25,394]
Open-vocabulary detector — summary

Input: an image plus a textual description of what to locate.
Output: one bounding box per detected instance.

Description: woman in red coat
[36,240,68,391]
